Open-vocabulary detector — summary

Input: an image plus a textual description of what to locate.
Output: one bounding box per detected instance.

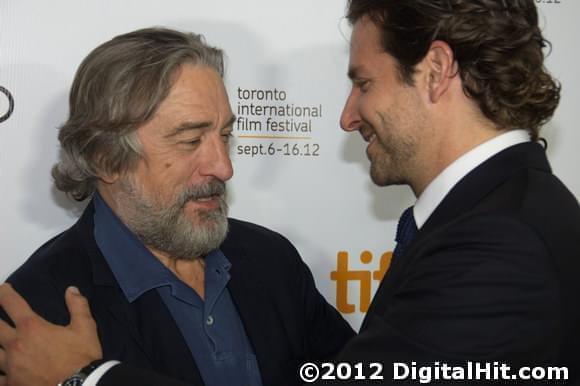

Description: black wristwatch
[58,359,106,386]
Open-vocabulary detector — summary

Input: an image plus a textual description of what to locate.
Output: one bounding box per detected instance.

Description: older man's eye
[180,138,200,146]
[222,133,233,143]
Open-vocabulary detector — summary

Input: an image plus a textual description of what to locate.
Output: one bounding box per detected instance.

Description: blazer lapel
[221,229,277,385]
[420,142,550,236]
[363,142,551,327]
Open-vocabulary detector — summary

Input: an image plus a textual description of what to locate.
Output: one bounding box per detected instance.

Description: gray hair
[52,27,225,201]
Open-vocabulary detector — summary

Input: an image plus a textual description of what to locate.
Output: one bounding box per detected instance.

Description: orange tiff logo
[330,250,393,314]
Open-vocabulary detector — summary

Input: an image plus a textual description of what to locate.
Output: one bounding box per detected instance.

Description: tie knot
[394,206,417,258]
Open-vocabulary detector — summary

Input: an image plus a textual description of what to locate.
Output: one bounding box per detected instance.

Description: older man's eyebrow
[222,115,237,131]
[164,121,212,138]
[165,115,237,138]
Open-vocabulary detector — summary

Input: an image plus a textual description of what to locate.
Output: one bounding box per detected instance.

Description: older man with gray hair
[0,27,353,386]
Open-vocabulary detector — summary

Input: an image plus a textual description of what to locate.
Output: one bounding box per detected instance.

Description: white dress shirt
[413,129,530,229]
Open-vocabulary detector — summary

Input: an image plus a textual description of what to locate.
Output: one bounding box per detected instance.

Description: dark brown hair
[346,0,560,140]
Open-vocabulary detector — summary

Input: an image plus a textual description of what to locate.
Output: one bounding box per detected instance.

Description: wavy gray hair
[52,27,225,200]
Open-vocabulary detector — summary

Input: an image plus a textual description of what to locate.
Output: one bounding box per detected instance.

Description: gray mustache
[178,180,226,206]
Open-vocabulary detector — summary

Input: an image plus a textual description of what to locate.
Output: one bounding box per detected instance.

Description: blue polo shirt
[93,193,263,386]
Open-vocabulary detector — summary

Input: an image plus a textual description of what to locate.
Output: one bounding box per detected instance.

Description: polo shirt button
[206,315,214,325]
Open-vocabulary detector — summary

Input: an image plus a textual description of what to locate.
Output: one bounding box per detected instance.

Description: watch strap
[58,359,107,386]
[78,359,108,377]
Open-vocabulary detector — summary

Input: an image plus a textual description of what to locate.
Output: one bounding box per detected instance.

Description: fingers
[0,284,34,324]
[0,320,15,348]
[0,347,5,372]
[64,287,95,332]
[64,287,103,359]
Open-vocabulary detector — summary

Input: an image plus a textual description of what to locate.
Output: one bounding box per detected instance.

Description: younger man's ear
[424,40,456,103]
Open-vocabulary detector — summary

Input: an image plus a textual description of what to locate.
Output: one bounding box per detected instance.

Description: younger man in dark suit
[333,0,579,384]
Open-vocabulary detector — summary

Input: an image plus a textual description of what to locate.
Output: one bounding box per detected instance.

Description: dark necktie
[392,206,418,260]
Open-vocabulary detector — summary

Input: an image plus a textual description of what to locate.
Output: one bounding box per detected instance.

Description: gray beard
[117,178,229,260]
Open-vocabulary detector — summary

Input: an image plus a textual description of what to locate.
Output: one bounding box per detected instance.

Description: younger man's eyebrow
[347,65,360,81]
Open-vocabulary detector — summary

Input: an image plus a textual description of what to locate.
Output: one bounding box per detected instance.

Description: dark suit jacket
[3,206,354,386]
[329,143,580,385]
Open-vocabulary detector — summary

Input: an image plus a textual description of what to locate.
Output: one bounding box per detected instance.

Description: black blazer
[329,142,580,385]
[4,206,354,386]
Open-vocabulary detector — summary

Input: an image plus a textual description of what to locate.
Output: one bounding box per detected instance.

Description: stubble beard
[115,177,229,260]
[368,110,418,187]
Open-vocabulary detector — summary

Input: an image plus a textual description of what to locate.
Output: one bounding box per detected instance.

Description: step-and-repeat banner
[1,0,577,329]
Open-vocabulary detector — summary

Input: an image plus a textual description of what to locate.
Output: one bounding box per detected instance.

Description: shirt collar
[414,129,530,229]
[92,192,229,303]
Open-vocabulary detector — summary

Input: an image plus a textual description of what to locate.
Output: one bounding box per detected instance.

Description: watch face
[62,374,86,386]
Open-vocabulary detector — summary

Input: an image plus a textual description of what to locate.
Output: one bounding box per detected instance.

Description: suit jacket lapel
[221,228,277,385]
[420,142,550,236]
[363,142,551,328]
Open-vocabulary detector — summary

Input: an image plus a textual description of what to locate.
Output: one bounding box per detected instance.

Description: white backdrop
[0,0,577,329]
